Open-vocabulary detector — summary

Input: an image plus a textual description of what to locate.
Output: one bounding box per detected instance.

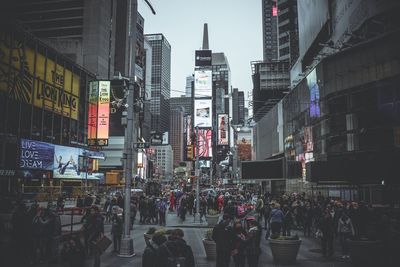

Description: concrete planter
[206,215,219,227]
[202,239,216,260]
[269,238,301,265]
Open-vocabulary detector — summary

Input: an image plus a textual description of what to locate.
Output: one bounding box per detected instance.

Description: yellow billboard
[0,34,80,120]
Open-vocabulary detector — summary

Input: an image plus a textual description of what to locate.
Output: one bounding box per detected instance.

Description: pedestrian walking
[318,208,335,258]
[245,219,262,267]
[86,206,104,267]
[156,229,195,267]
[212,213,235,267]
[110,213,123,253]
[269,202,284,236]
[232,220,247,267]
[142,231,167,267]
[337,212,355,259]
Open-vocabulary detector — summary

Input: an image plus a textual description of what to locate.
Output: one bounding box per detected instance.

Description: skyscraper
[262,0,279,61]
[185,75,194,97]
[232,88,245,126]
[4,0,117,79]
[277,0,299,66]
[170,107,185,166]
[145,33,171,134]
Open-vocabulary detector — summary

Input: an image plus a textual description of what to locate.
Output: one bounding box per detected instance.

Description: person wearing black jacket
[212,213,235,267]
[318,208,335,258]
[232,220,247,267]
[87,206,104,267]
[245,219,262,267]
[142,232,167,267]
[156,229,195,267]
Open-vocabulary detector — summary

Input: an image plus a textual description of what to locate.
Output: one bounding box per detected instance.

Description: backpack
[164,243,186,267]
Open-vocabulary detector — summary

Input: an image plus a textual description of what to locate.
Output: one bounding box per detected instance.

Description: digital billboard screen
[196,129,212,158]
[194,99,212,128]
[20,139,54,170]
[194,70,212,98]
[218,114,228,145]
[97,81,110,139]
[195,50,212,66]
[53,145,81,179]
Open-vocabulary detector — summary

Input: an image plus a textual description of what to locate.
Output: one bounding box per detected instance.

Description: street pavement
[1,210,353,267]
[84,211,352,267]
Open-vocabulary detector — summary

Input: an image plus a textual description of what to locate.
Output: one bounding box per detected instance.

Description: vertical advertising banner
[194,99,212,128]
[88,81,98,141]
[97,81,110,139]
[20,139,54,170]
[186,115,192,145]
[218,114,229,145]
[194,70,212,98]
[237,131,252,161]
[196,129,213,158]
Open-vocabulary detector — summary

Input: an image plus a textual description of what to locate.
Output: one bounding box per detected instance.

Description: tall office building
[277,0,299,66]
[185,75,194,97]
[170,108,185,167]
[212,53,230,115]
[262,0,279,61]
[232,88,245,126]
[170,97,193,117]
[145,33,171,134]
[5,0,117,79]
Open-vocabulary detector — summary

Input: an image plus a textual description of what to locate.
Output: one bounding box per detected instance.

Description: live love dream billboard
[20,139,104,180]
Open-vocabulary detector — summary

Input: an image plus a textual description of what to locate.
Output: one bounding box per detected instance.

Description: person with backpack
[142,231,167,267]
[156,228,195,267]
[337,212,355,259]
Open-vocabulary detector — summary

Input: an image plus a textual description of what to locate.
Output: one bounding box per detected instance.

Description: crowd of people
[2,188,400,267]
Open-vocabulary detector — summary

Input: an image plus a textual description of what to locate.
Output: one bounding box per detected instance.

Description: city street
[73,211,351,267]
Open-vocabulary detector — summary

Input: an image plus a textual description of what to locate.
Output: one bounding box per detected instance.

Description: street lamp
[194,123,204,223]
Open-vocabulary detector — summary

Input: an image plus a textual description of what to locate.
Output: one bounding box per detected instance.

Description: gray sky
[138,0,262,103]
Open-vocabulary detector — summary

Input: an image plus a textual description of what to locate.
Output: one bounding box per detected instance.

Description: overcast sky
[138,0,263,103]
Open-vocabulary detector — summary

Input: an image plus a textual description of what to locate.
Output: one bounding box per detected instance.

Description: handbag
[93,235,112,252]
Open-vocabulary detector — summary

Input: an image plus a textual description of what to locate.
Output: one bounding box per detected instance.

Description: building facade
[145,33,171,134]
[251,60,290,122]
[277,0,299,66]
[5,0,117,79]
[170,108,185,167]
[151,145,173,180]
[231,88,245,126]
[185,75,194,97]
[0,22,99,195]
[262,0,278,61]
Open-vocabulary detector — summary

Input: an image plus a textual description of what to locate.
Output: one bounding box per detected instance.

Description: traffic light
[187,145,193,160]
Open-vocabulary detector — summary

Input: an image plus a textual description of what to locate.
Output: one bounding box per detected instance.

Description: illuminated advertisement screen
[20,139,54,170]
[196,129,212,158]
[237,131,252,161]
[97,81,110,139]
[194,99,212,128]
[218,114,229,145]
[194,70,212,98]
[307,69,321,118]
[0,43,80,120]
[53,145,81,179]
[186,115,192,146]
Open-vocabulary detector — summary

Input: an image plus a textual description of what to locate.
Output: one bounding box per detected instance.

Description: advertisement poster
[97,81,110,139]
[53,145,81,179]
[195,50,212,67]
[0,43,80,120]
[237,131,252,161]
[194,99,212,128]
[196,129,212,158]
[307,69,321,118]
[186,115,192,145]
[20,139,54,170]
[218,114,229,145]
[194,70,212,97]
